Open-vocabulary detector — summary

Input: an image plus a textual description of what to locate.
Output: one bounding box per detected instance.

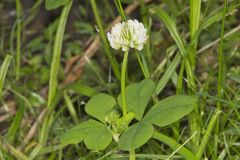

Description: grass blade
[0,55,12,97]
[153,132,197,160]
[155,53,181,95]
[6,144,29,160]
[90,0,121,80]
[190,0,201,40]
[29,1,73,159]
[7,98,25,143]
[63,90,79,124]
[189,0,201,69]
[189,0,201,148]
[114,0,126,20]
[217,0,228,109]
[47,0,72,108]
[15,0,22,80]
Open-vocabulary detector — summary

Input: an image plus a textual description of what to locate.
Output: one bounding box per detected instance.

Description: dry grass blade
[0,101,16,123]
[20,108,47,150]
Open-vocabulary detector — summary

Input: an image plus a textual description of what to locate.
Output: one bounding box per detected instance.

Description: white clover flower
[107,19,148,52]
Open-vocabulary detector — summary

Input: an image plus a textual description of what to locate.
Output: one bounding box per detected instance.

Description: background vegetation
[0,0,240,159]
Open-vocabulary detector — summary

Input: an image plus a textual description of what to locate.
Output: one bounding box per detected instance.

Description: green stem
[129,149,136,160]
[16,0,21,80]
[217,1,227,110]
[121,51,129,117]
[135,51,147,79]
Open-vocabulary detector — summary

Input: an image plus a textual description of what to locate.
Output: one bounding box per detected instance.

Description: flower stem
[135,51,147,79]
[121,51,129,117]
[129,149,136,160]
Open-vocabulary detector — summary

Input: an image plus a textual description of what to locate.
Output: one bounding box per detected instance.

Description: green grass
[0,0,240,159]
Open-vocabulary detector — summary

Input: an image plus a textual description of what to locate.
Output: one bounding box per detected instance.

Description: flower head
[107,19,148,52]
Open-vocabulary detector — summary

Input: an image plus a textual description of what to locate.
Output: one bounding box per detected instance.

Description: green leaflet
[85,93,116,123]
[118,79,155,120]
[143,95,197,127]
[60,119,112,151]
[118,121,154,150]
